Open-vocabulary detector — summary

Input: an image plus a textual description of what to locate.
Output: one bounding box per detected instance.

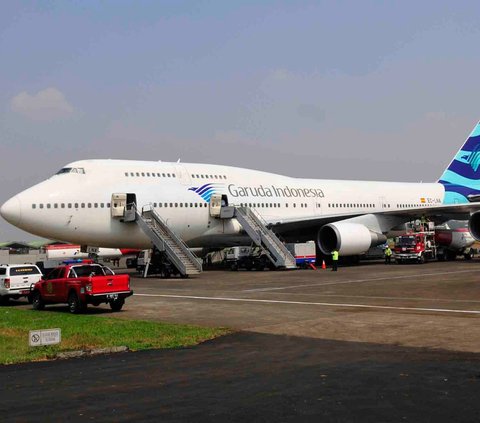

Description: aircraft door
[174,164,192,185]
[111,193,137,222]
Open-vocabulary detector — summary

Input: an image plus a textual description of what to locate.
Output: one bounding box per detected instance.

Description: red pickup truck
[31,262,133,313]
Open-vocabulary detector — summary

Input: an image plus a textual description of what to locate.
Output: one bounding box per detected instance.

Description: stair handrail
[241,206,294,261]
[140,204,202,268]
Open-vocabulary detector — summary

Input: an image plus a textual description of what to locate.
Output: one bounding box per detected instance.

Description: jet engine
[468,212,480,241]
[317,222,387,256]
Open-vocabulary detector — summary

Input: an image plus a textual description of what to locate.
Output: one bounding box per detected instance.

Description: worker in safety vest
[384,245,392,264]
[331,249,339,271]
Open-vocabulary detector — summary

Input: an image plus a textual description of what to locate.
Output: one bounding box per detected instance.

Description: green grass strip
[0,308,229,365]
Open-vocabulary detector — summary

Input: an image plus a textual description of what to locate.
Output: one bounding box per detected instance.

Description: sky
[2,0,480,240]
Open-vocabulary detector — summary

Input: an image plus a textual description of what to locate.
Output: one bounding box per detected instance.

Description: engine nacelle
[468,212,480,241]
[317,222,387,256]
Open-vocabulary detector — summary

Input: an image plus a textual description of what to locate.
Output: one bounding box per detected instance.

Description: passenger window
[61,203,65,208]
[46,268,62,280]
[125,172,129,177]
[136,172,140,177]
[47,204,51,209]
[74,203,79,208]
[88,203,92,208]
[167,173,171,177]
[94,203,98,208]
[68,203,72,208]
[81,203,85,208]
[32,204,36,209]
[162,173,166,177]
[130,172,134,176]
[170,203,173,207]
[141,172,145,177]
[107,203,110,208]
[146,172,150,177]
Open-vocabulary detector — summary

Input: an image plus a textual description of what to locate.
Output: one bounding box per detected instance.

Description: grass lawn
[0,308,229,365]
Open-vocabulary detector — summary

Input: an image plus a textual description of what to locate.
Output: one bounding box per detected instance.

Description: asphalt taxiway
[124,260,480,353]
[3,259,480,421]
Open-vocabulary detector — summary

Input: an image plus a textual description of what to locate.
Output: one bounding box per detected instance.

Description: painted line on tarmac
[273,293,480,304]
[243,269,479,293]
[134,293,480,315]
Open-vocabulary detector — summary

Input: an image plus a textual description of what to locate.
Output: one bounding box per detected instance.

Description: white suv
[0,264,43,305]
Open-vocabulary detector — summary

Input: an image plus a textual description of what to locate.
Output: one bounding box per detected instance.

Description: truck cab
[393,231,436,264]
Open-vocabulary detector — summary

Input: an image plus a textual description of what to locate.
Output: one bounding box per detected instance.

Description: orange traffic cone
[321,260,326,269]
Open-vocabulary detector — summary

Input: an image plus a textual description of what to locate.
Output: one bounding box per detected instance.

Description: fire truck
[393,223,437,264]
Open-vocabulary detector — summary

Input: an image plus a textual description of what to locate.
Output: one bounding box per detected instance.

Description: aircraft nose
[0,195,22,227]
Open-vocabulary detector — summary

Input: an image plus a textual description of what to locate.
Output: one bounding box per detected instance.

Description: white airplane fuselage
[0,159,446,249]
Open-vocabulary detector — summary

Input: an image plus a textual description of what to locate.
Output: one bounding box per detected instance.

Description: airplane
[3,121,480,259]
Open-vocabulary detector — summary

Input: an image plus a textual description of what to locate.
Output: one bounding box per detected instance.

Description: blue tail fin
[439,122,480,204]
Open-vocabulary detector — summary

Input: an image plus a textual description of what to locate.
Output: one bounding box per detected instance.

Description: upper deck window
[55,167,85,175]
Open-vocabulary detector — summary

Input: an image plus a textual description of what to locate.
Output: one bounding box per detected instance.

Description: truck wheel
[68,292,86,314]
[32,291,44,311]
[109,298,125,312]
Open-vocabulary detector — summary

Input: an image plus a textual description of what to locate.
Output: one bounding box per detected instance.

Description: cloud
[10,87,75,121]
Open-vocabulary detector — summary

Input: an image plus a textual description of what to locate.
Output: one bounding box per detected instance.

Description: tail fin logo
[463,144,480,172]
[439,121,480,204]
[188,183,224,202]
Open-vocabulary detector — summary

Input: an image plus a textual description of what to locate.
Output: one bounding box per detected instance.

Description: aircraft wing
[270,203,480,238]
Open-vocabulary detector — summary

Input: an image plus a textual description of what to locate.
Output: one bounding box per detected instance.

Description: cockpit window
[56,167,85,175]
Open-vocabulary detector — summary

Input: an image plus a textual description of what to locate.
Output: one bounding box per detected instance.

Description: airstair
[234,206,297,269]
[135,206,202,276]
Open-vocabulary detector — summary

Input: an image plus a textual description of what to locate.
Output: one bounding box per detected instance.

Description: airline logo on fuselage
[188,183,325,202]
[188,183,224,202]
[228,184,325,199]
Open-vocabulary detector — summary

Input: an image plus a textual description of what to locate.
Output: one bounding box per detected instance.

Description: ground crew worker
[384,245,392,264]
[421,214,429,231]
[331,249,339,271]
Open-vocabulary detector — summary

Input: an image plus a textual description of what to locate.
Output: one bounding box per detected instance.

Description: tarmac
[3,259,480,421]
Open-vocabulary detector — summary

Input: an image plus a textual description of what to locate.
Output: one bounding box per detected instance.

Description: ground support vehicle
[0,264,43,305]
[393,231,437,264]
[224,246,274,271]
[31,262,133,313]
[136,248,181,278]
[285,242,316,268]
